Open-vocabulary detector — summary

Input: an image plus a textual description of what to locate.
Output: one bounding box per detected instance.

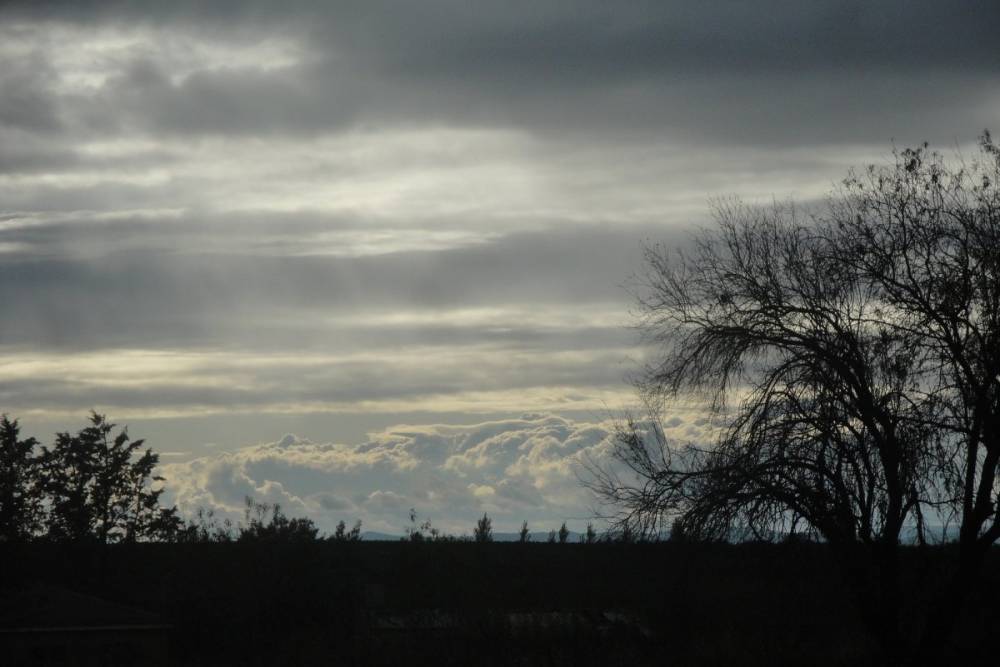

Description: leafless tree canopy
[586,134,1000,660]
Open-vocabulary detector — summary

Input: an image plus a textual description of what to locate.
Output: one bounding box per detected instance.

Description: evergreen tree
[473,512,493,542]
[41,412,181,542]
[0,416,44,541]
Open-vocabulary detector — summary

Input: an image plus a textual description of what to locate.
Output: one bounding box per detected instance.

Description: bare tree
[586,134,1000,662]
[832,136,1000,655]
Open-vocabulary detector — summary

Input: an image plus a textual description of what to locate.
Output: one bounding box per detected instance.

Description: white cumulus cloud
[158,412,698,535]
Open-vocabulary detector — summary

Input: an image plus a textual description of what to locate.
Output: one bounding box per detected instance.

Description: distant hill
[361,526,956,543]
[494,531,582,542]
[360,531,400,541]
[361,531,583,542]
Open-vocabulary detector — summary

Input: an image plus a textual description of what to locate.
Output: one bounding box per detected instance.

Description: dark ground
[1,541,997,666]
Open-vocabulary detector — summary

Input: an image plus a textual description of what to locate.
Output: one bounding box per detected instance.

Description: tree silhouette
[586,134,1000,662]
[178,506,235,542]
[557,522,569,544]
[0,416,44,541]
[41,412,181,543]
[347,519,362,541]
[518,520,531,543]
[473,512,493,542]
[332,518,363,541]
[238,496,319,542]
[403,507,444,541]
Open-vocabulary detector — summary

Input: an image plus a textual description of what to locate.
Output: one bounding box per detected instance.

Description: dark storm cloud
[9,1,999,73]
[2,1,996,145]
[1,1,994,419]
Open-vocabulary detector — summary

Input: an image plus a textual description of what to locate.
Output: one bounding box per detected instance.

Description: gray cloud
[0,53,63,133]
[1,3,995,146]
[0,2,993,524]
[10,2,999,75]
[0,222,672,350]
[94,57,364,137]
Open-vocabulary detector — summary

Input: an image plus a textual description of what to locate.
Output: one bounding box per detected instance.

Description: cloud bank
[159,412,714,535]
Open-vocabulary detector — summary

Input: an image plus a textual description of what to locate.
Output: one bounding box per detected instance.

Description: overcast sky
[1,1,997,533]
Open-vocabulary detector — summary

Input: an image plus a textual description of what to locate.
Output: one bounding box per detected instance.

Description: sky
[1,1,997,534]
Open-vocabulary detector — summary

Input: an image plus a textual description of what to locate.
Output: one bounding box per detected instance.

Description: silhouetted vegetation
[0,416,44,541]
[0,412,181,543]
[473,512,493,542]
[3,539,998,665]
[0,409,997,666]
[332,518,363,542]
[587,134,1000,663]
[404,507,445,542]
[0,414,341,548]
[236,496,320,543]
[175,506,235,543]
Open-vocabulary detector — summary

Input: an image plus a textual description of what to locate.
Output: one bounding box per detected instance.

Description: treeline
[0,412,369,544]
[182,497,361,543]
[405,510,618,544]
[1,411,623,545]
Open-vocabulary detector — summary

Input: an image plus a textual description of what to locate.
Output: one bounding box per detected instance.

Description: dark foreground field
[1,541,997,666]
